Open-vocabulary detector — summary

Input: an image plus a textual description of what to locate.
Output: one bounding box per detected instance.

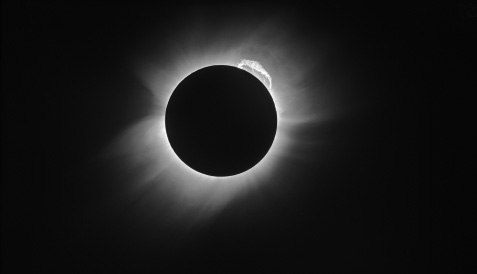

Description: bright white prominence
[238,59,272,90]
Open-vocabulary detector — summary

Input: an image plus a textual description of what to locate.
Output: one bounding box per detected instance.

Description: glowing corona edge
[103,15,323,227]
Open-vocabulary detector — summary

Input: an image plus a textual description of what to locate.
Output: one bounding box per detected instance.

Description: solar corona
[107,15,323,225]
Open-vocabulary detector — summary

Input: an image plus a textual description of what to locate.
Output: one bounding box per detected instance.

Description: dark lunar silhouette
[165,65,277,176]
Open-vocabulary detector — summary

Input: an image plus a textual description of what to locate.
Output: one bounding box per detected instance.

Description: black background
[2,2,475,273]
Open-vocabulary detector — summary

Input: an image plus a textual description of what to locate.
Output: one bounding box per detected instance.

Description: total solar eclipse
[165,65,277,177]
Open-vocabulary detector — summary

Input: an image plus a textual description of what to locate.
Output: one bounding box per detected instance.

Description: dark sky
[2,2,474,273]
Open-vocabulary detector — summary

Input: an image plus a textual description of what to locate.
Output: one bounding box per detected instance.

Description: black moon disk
[165,65,277,177]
